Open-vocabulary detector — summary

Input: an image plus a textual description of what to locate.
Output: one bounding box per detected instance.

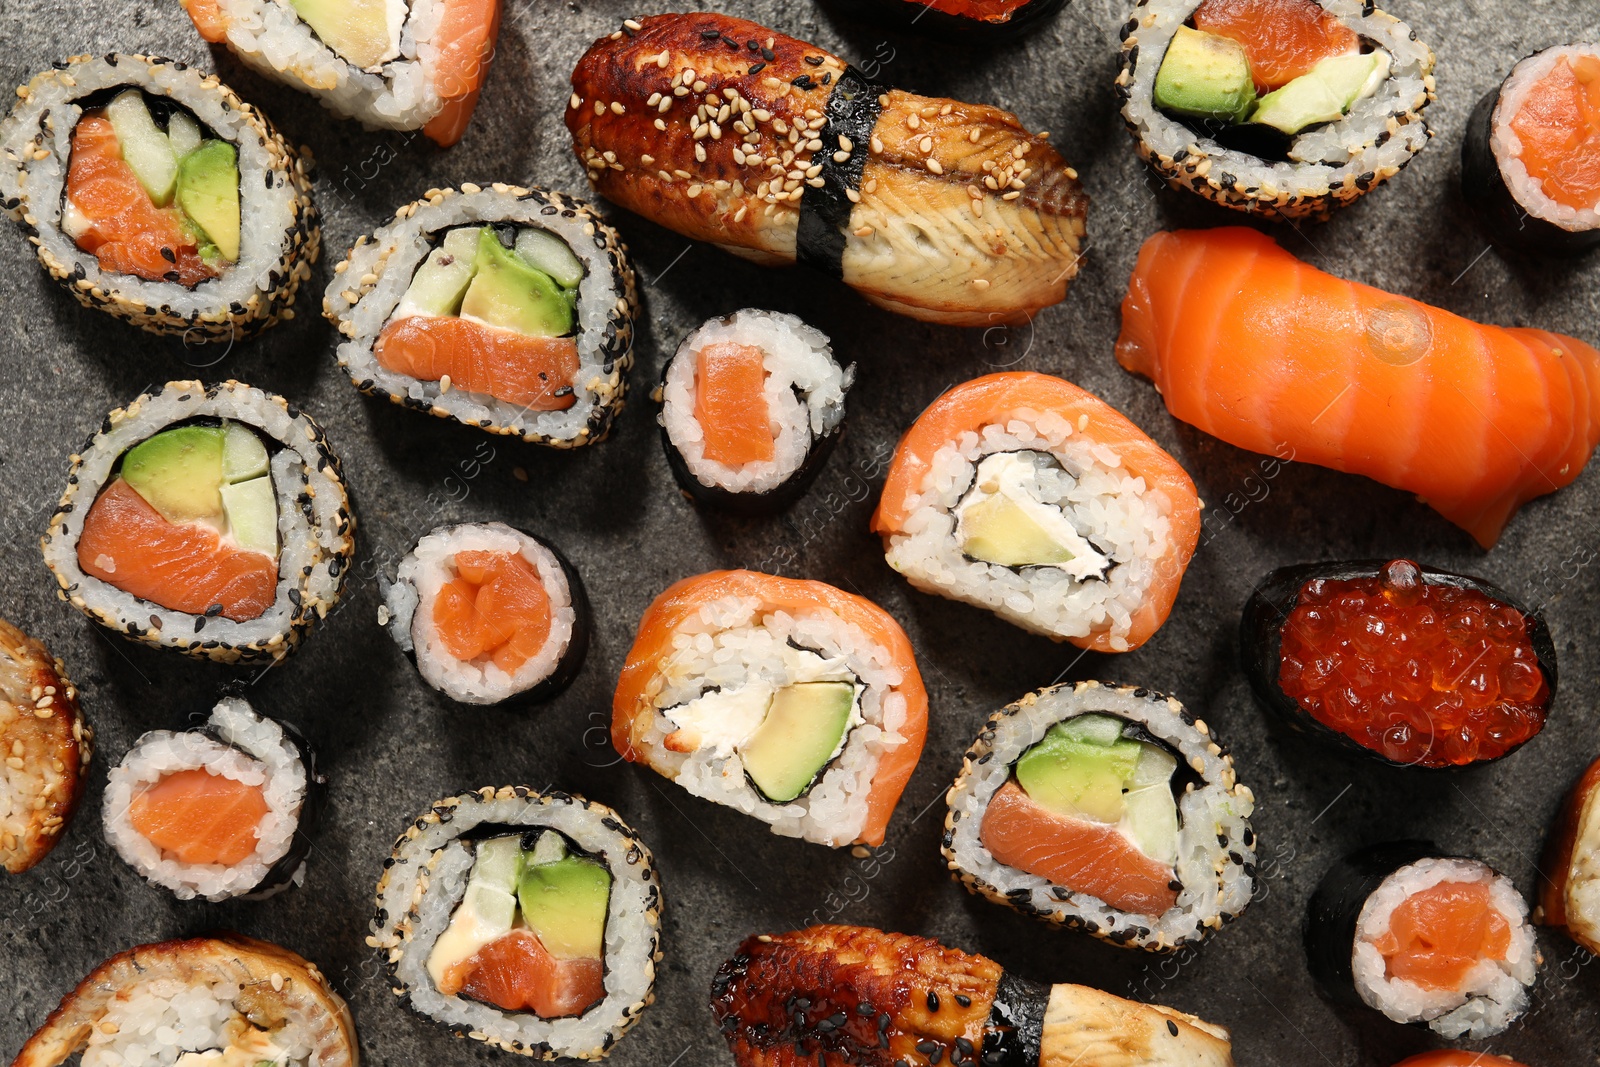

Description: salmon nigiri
[1116,227,1600,548]
[1391,1054,1534,1067]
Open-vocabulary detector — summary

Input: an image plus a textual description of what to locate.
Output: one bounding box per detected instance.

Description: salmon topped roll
[567,13,1088,326]
[613,570,927,848]
[1539,754,1600,956]
[0,55,318,339]
[326,185,637,448]
[944,682,1255,952]
[872,373,1201,653]
[41,380,356,663]
[178,0,501,146]
[1117,227,1600,549]
[0,619,91,875]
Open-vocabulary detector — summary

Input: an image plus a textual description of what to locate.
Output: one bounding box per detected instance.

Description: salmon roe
[1277,560,1548,767]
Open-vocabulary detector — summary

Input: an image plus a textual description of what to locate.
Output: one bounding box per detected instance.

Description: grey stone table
[1,0,1597,1063]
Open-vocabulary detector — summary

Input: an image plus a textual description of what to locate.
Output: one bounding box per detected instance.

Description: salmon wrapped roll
[613,570,927,848]
[1392,1055,1533,1067]
[567,13,1087,326]
[13,932,357,1067]
[0,619,91,874]
[1539,754,1600,956]
[1117,227,1600,548]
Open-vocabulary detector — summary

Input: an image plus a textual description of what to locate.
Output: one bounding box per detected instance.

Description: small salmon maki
[0,620,91,875]
[613,570,928,848]
[1117,227,1600,548]
[1539,754,1600,955]
[1392,1054,1534,1067]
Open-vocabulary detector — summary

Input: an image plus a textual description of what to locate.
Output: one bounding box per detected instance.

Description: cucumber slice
[1058,713,1128,747]
[106,90,179,206]
[394,226,479,319]
[1122,746,1180,866]
[221,421,269,483]
[526,830,569,867]
[220,476,278,557]
[167,111,202,160]
[514,227,585,289]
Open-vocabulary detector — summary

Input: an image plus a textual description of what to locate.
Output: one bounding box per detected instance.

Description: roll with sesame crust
[0,619,91,875]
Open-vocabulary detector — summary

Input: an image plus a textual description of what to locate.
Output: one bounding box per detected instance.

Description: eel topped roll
[369,786,661,1059]
[1540,753,1600,955]
[0,55,318,339]
[612,570,927,848]
[873,372,1201,653]
[944,682,1256,951]
[41,380,356,663]
[13,933,357,1067]
[325,184,638,448]
[1117,0,1436,219]
[1463,44,1600,255]
[568,13,1088,326]
[0,619,91,874]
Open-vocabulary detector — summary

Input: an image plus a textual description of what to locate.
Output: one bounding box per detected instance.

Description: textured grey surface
[1,0,1598,1064]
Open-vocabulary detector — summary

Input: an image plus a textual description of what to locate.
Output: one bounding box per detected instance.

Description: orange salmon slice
[1372,880,1512,991]
[129,767,270,866]
[1510,55,1600,212]
[423,0,502,146]
[445,929,605,1017]
[376,315,579,411]
[1192,0,1360,91]
[431,550,552,673]
[695,342,775,465]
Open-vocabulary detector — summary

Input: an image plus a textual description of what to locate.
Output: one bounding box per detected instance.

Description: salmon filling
[1192,0,1360,91]
[1373,881,1512,991]
[905,0,1035,24]
[431,550,553,673]
[694,342,775,465]
[376,316,579,410]
[128,767,269,866]
[444,929,606,1017]
[1508,54,1600,212]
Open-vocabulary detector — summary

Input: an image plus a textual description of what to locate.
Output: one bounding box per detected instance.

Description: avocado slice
[221,421,269,484]
[1015,719,1143,824]
[106,91,180,207]
[121,425,225,525]
[176,141,240,263]
[394,226,480,319]
[221,475,278,557]
[741,681,856,803]
[459,227,574,338]
[1154,26,1257,124]
[518,854,611,961]
[1122,744,1180,866]
[290,0,395,69]
[167,111,202,160]
[514,227,586,290]
[1250,51,1391,135]
[960,493,1078,568]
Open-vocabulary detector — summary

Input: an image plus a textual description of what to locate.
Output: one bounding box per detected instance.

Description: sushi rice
[1487,44,1600,235]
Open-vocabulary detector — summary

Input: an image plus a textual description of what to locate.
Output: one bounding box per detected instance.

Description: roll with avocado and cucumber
[0,54,318,340]
[325,184,638,448]
[942,681,1257,952]
[1116,0,1436,219]
[41,380,356,664]
[369,787,661,1060]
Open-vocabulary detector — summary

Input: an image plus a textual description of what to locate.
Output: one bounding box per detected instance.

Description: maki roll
[1463,44,1600,255]
[825,0,1070,43]
[325,184,637,448]
[0,619,91,874]
[872,372,1201,653]
[1241,559,1556,769]
[368,786,661,1059]
[0,54,318,340]
[1117,0,1436,219]
[41,380,356,664]
[1306,842,1539,1039]
[712,924,1237,1066]
[12,933,357,1066]
[381,522,589,706]
[568,13,1089,327]
[1539,754,1600,955]
[179,0,501,147]
[103,696,322,901]
[943,682,1256,951]
[1393,1055,1532,1067]
[659,310,853,512]
[612,570,927,848]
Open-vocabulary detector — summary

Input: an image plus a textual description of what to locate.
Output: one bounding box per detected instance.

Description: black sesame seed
[954,994,971,1008]
[746,39,759,50]
[822,72,832,84]
[857,1002,875,1016]
[916,1041,939,1056]
[721,33,739,48]
[204,602,224,617]
[193,616,206,633]
[926,991,940,1012]
[160,246,176,263]
[748,62,766,75]
[164,270,182,283]
[148,614,162,630]
[793,75,814,90]
[955,1038,974,1054]
[761,47,775,61]
[1167,1019,1180,1037]
[805,55,825,65]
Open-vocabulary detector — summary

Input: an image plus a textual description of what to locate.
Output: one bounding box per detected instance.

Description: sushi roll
[1116,0,1436,219]
[1241,559,1556,769]
[103,696,322,901]
[612,570,927,848]
[1392,1055,1532,1067]
[0,619,92,874]
[824,0,1071,43]
[1306,842,1539,1040]
[1117,227,1600,548]
[368,786,661,1060]
[1463,44,1600,255]
[0,54,318,340]
[179,0,501,147]
[568,13,1089,327]
[1539,753,1600,955]
[12,932,357,1066]
[659,310,853,513]
[40,380,356,664]
[871,372,1202,653]
[711,924,1237,1066]
[381,522,589,706]
[325,184,637,448]
[943,681,1256,951]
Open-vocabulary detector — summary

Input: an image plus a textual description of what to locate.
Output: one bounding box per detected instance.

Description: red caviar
[1277,560,1548,767]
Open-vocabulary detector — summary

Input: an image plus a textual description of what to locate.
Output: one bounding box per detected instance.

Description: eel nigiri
[1540,753,1600,955]
[710,924,1235,1066]
[567,13,1088,326]
[1116,227,1600,548]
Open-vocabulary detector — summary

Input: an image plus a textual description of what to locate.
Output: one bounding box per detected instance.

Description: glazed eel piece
[567,14,1088,326]
[711,925,1234,1066]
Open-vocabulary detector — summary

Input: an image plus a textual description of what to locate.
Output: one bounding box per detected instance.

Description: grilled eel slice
[568,14,1088,327]
[711,925,1234,1067]
[0,618,90,874]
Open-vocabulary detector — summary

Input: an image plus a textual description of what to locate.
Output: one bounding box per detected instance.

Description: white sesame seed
[870,136,884,153]
[764,77,783,89]
[687,184,702,198]
[675,169,691,179]
[907,114,920,130]
[658,170,672,181]
[805,139,823,152]
[640,154,655,165]
[927,159,943,174]
[654,118,667,131]
[845,187,861,202]
[984,176,999,190]
[624,18,643,30]
[753,109,772,122]
[1002,190,1022,200]
[806,163,823,178]
[1065,167,1079,180]
[695,144,707,162]
[833,150,850,163]
[919,136,933,153]
[593,100,605,116]
[656,51,670,68]
[569,93,581,109]
[648,92,662,106]
[972,278,990,290]
[734,204,748,222]
[865,179,878,193]
[683,67,696,81]
[673,85,689,97]
[969,129,981,143]
[693,80,708,93]
[853,225,874,236]
[658,97,672,112]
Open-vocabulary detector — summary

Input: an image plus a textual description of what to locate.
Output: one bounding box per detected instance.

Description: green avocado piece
[459,228,573,338]
[1154,26,1258,124]
[176,141,240,263]
[121,425,225,524]
[742,682,855,803]
[220,475,278,557]
[166,111,202,160]
[518,854,611,961]
[290,0,393,69]
[106,90,179,207]
[514,227,585,289]
[960,493,1076,568]
[221,421,269,484]
[395,226,480,318]
[1250,51,1389,135]
[1015,720,1142,824]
